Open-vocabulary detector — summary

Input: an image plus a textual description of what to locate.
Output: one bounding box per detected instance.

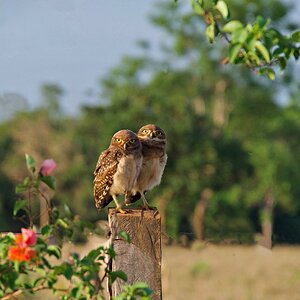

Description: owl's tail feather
[95,193,113,209]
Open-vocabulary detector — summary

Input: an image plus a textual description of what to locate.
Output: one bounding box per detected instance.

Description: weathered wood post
[108,208,162,299]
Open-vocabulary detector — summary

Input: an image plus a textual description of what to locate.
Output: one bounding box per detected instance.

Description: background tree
[0,0,300,247]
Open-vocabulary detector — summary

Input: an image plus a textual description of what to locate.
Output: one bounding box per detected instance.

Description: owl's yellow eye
[143,129,150,133]
[129,139,136,144]
[156,131,162,136]
[115,138,122,143]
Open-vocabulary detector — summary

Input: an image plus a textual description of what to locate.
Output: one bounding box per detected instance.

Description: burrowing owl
[125,124,167,208]
[94,129,142,213]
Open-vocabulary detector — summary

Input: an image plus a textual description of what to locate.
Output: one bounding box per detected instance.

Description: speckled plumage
[93,130,142,210]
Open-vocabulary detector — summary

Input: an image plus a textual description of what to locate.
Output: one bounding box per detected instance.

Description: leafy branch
[0,154,153,299]
[179,0,300,79]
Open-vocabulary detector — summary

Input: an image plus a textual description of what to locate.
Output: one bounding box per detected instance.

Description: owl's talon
[116,207,127,214]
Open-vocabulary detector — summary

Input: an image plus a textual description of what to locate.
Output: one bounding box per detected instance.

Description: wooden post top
[108,207,160,219]
[108,207,162,300]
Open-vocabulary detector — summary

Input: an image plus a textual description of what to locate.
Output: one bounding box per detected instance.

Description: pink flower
[21,228,37,246]
[40,159,57,176]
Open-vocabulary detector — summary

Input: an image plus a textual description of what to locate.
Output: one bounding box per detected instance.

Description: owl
[93,129,142,213]
[125,124,167,208]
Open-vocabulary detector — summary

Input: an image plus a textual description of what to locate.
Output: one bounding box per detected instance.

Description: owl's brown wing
[93,147,123,209]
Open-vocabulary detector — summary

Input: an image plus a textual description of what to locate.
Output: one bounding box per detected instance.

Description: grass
[28,236,300,299]
[162,243,300,300]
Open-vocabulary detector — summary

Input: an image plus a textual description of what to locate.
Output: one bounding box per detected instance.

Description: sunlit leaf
[263,67,276,80]
[222,20,243,33]
[191,0,204,15]
[231,28,248,44]
[25,154,35,173]
[255,41,270,63]
[119,230,132,243]
[229,43,241,63]
[13,199,27,216]
[47,245,62,259]
[64,204,73,218]
[206,24,215,43]
[214,0,229,19]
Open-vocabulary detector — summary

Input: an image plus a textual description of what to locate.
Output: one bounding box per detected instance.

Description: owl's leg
[141,193,151,210]
[112,195,127,214]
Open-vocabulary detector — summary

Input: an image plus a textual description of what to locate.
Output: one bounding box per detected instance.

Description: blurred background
[1,0,300,299]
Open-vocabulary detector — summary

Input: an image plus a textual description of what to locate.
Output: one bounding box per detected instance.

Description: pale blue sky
[0,0,299,117]
[0,0,161,115]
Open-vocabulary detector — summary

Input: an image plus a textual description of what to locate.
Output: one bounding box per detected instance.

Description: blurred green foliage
[1,0,300,244]
[187,0,300,77]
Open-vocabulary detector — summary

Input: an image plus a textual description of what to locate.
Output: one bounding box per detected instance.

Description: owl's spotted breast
[93,129,142,212]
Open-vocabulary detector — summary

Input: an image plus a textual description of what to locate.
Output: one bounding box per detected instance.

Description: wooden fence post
[108,208,162,300]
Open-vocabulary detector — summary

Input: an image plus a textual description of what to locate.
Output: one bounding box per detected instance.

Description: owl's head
[111,129,141,152]
[137,124,167,143]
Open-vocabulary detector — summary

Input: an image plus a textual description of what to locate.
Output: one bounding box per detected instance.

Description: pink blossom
[40,159,57,176]
[21,228,37,246]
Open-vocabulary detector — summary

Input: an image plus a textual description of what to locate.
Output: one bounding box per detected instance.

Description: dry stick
[37,189,52,224]
[1,285,70,300]
[1,285,47,300]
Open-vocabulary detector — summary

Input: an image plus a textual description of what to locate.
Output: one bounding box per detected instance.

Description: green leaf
[63,204,74,218]
[255,41,270,63]
[294,48,299,60]
[40,175,56,190]
[41,224,53,236]
[71,285,84,299]
[87,248,102,260]
[54,263,73,280]
[255,16,269,29]
[273,46,284,57]
[47,245,62,259]
[15,177,30,194]
[229,43,241,63]
[13,199,27,216]
[41,257,52,269]
[261,67,276,80]
[206,24,215,43]
[231,28,248,44]
[110,270,128,283]
[222,20,243,33]
[119,230,132,243]
[278,57,286,70]
[291,31,300,42]
[191,0,204,16]
[57,218,69,229]
[214,0,228,19]
[25,154,36,173]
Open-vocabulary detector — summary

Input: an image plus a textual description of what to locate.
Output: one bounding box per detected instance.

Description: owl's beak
[124,142,129,150]
[150,132,155,138]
